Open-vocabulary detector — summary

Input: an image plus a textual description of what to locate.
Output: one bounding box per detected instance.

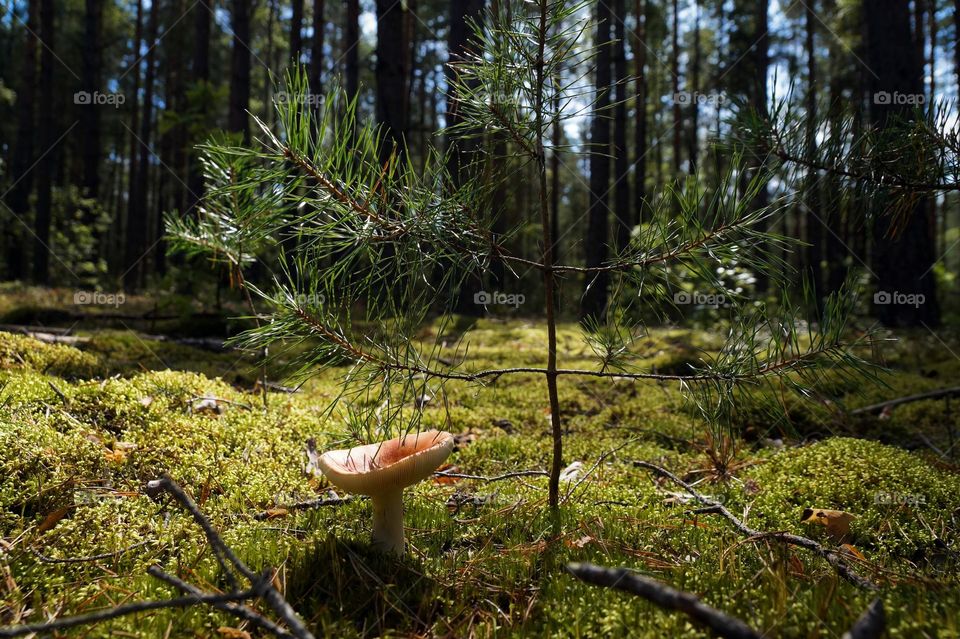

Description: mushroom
[317,429,454,554]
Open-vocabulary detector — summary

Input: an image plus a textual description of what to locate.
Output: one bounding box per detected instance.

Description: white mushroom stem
[370,488,405,554]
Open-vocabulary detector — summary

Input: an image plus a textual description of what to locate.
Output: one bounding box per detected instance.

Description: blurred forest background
[0,0,957,326]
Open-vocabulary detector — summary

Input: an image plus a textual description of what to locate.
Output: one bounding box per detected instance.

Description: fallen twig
[567,562,885,639]
[0,589,259,638]
[565,562,763,639]
[850,387,960,415]
[253,496,356,520]
[433,469,549,482]
[147,566,294,639]
[632,461,878,590]
[33,540,152,564]
[146,476,315,638]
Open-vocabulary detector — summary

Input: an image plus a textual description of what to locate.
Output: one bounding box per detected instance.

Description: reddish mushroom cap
[318,430,454,496]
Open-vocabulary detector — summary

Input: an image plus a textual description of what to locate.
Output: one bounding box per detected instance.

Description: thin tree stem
[532,0,562,510]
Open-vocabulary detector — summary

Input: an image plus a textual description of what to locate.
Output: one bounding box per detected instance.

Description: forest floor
[1,287,959,637]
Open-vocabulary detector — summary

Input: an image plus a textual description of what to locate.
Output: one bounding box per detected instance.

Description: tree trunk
[80,0,102,200]
[581,0,612,320]
[613,0,630,251]
[866,0,940,326]
[687,0,700,173]
[310,0,325,93]
[125,0,159,290]
[375,0,410,162]
[345,0,359,99]
[229,0,252,140]
[751,0,770,293]
[32,0,55,284]
[291,0,304,63]
[446,0,486,315]
[4,0,39,281]
[186,0,211,217]
[633,0,647,224]
[671,0,682,175]
[803,0,823,306]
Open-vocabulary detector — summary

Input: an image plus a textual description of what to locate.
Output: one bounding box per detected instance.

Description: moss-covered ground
[1,294,959,637]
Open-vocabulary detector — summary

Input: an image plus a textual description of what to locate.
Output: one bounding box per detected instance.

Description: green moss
[0,320,959,637]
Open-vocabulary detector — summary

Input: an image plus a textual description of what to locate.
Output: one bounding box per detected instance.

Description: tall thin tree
[582,0,612,319]
[32,0,55,284]
[228,0,252,140]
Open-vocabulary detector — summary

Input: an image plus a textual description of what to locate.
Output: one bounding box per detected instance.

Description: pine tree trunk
[613,0,630,251]
[866,0,940,325]
[80,0,102,200]
[375,0,410,162]
[803,0,823,306]
[345,0,359,99]
[581,0,612,320]
[125,0,158,290]
[186,0,211,217]
[4,0,38,280]
[291,0,304,63]
[446,0,486,315]
[310,0,325,93]
[229,0,252,140]
[751,0,770,293]
[32,0,55,284]
[671,0,682,174]
[687,0,700,173]
[633,0,647,224]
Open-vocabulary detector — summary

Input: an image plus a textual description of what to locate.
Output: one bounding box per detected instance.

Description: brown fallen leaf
[800,507,855,542]
[840,543,867,560]
[217,627,251,639]
[433,463,461,484]
[103,447,127,463]
[565,535,594,548]
[260,507,289,520]
[37,506,71,533]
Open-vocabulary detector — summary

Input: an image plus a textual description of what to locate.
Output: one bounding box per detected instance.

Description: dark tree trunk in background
[126,0,158,289]
[123,0,143,280]
[375,0,410,162]
[310,0,325,93]
[634,0,647,223]
[80,0,102,200]
[751,0,770,293]
[291,0,304,63]
[613,0,630,252]
[446,0,486,315]
[687,0,700,173]
[229,0,252,140]
[345,0,359,98]
[582,0,612,320]
[866,0,940,325]
[803,1,824,306]
[671,0,681,175]
[954,0,960,93]
[32,0,55,284]
[4,0,39,280]
[186,0,211,217]
[445,0,485,181]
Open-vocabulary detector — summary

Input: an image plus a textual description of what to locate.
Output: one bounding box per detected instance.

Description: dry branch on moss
[0,476,315,639]
[565,562,763,639]
[567,562,885,639]
[632,461,878,591]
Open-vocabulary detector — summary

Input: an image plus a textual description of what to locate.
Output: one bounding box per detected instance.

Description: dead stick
[434,469,550,482]
[850,387,960,415]
[147,476,316,639]
[632,461,878,591]
[147,566,294,639]
[565,563,763,639]
[0,590,256,638]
